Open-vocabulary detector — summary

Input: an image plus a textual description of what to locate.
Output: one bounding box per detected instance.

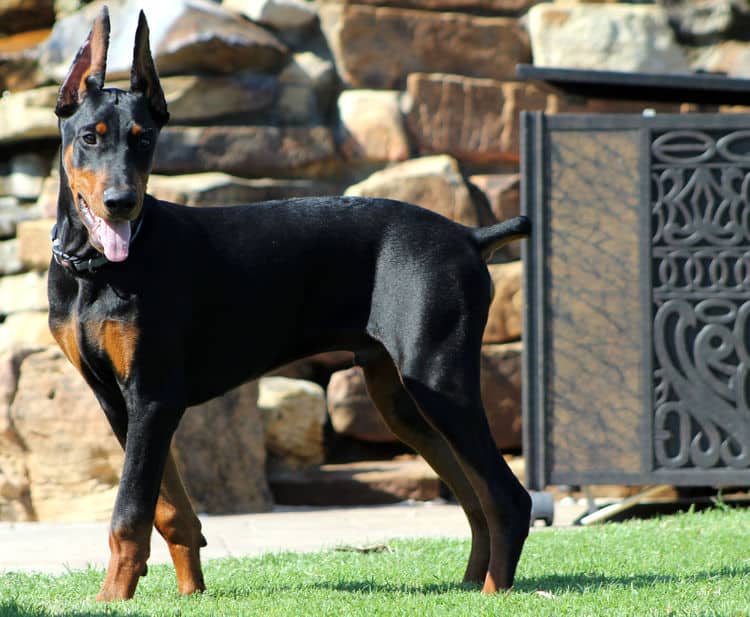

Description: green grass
[0,507,748,617]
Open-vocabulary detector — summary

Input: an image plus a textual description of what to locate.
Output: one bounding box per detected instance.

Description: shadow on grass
[210,563,750,599]
[0,601,151,617]
[516,562,750,595]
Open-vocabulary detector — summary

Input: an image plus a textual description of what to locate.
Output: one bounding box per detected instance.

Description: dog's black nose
[103,188,138,215]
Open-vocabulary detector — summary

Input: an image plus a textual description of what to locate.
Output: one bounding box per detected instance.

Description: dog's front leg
[97,402,181,601]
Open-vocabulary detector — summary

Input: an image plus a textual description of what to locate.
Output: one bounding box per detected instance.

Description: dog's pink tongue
[99,219,131,262]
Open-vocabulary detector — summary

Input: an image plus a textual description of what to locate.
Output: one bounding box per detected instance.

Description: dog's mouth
[77,194,133,262]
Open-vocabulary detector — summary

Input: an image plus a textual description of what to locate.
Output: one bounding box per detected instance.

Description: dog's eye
[138,136,152,150]
[81,132,97,145]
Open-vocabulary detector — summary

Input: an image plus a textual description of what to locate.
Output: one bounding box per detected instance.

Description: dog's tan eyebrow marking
[130,123,144,136]
[96,122,108,135]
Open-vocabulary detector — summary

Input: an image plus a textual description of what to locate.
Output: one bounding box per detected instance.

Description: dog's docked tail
[473,216,531,261]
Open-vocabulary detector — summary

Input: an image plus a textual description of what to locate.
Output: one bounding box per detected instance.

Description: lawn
[0,507,747,617]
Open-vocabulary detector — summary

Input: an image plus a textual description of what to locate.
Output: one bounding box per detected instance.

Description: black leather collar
[51,215,143,273]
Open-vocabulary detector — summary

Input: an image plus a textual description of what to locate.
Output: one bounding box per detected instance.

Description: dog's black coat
[49,6,532,601]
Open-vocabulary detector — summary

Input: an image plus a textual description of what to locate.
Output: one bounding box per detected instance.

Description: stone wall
[1,0,748,521]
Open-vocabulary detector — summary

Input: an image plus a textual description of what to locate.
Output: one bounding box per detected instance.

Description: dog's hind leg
[360,344,489,585]
[373,264,531,592]
[402,372,531,593]
[154,452,207,595]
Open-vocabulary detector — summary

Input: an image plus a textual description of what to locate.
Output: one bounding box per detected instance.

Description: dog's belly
[180,278,373,406]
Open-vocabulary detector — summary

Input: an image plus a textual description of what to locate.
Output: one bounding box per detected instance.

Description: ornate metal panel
[651,129,750,474]
[522,112,750,490]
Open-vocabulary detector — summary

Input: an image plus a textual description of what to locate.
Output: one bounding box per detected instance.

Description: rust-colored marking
[102,321,138,380]
[51,318,82,373]
[97,524,150,601]
[154,454,206,595]
[85,320,138,381]
[64,143,110,221]
[130,123,143,137]
[95,122,108,135]
[482,572,499,594]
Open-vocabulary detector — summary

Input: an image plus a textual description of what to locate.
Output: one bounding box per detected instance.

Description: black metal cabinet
[522,111,750,490]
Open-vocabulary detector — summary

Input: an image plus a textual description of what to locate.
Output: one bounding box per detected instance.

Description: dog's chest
[49,289,139,383]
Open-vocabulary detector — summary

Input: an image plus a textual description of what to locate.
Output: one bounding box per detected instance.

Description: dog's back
[121,194,496,403]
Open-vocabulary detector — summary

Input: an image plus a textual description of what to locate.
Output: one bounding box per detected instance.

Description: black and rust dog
[49,7,532,601]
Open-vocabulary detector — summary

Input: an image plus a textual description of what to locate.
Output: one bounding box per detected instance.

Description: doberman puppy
[49,6,532,601]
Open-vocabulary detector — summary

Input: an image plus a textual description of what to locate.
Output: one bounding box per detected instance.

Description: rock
[527,3,690,74]
[327,367,396,443]
[0,433,34,521]
[337,90,409,163]
[1,348,40,435]
[153,126,339,179]
[0,197,43,239]
[4,347,273,521]
[0,154,49,202]
[0,86,59,145]
[0,29,48,92]
[0,239,22,275]
[0,311,55,354]
[0,271,48,316]
[40,0,289,83]
[470,174,520,223]
[319,4,530,88]
[55,0,86,19]
[481,342,522,452]
[0,76,278,144]
[404,73,548,165]
[34,171,59,219]
[258,376,327,470]
[690,40,750,79]
[324,0,541,13]
[268,457,440,506]
[661,0,750,45]
[551,94,681,115]
[16,218,53,270]
[144,74,277,125]
[174,379,273,514]
[276,81,321,126]
[148,173,336,207]
[279,51,337,117]
[470,174,521,260]
[9,348,123,521]
[224,0,318,30]
[0,0,55,35]
[484,261,522,344]
[345,155,483,227]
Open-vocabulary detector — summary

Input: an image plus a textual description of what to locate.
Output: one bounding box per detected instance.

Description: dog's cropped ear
[55,5,110,118]
[130,10,169,127]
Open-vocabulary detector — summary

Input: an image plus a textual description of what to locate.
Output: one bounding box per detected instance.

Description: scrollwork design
[651,166,749,248]
[653,249,750,295]
[653,299,750,469]
[651,128,750,471]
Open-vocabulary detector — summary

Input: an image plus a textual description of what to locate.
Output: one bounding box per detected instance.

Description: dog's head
[55,6,168,262]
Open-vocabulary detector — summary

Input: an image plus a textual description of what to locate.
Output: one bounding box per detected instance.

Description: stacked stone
[2,0,748,521]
